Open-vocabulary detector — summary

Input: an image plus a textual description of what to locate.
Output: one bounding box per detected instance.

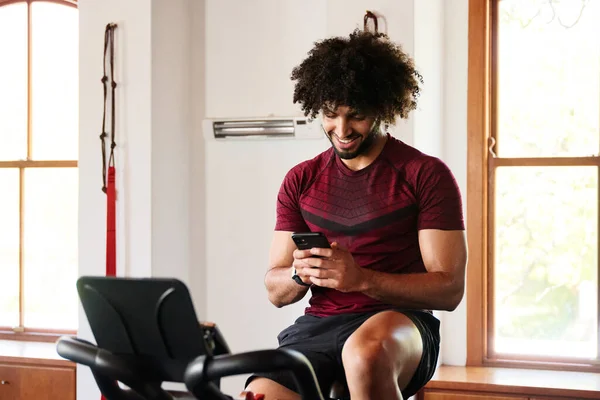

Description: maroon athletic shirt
[275,134,465,317]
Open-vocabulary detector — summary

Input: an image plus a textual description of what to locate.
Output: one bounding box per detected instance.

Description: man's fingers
[304,256,325,268]
[310,247,334,258]
[293,249,314,259]
[294,247,334,259]
[292,259,312,269]
[301,266,328,278]
[330,241,349,252]
[309,276,334,288]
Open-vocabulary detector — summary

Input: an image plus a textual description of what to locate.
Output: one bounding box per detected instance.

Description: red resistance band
[105,166,116,276]
[100,22,117,276]
[100,22,117,400]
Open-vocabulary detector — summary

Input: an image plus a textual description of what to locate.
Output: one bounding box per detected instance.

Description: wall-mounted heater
[203,117,323,140]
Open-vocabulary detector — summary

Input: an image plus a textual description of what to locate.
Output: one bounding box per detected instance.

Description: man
[244,29,467,400]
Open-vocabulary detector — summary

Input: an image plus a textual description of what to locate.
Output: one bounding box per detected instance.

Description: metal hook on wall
[363,10,379,34]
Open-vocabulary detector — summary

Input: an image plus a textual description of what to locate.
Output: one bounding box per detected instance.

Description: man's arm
[264,231,311,308]
[360,230,467,311]
[303,229,467,311]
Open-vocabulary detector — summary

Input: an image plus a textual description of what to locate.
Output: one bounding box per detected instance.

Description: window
[468,0,600,371]
[0,0,78,341]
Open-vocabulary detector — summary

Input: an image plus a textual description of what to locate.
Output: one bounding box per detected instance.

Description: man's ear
[376,117,390,133]
[372,118,385,133]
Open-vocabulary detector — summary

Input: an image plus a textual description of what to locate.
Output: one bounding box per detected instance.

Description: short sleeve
[274,167,311,232]
[415,158,465,231]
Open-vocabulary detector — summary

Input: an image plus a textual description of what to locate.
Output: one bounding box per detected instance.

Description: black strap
[363,10,378,34]
[101,23,117,193]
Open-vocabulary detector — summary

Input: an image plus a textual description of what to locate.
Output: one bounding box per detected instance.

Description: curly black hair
[291,29,423,124]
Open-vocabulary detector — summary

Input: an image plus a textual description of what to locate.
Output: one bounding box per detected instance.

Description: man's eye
[324,113,336,118]
[352,115,366,120]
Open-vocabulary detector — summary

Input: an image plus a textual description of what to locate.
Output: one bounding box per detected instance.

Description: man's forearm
[265,266,310,308]
[360,270,464,311]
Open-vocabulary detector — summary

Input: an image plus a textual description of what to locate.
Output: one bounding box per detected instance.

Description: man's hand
[293,242,371,292]
[291,248,315,286]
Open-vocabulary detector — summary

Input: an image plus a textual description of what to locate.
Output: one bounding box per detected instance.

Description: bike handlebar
[184,348,325,400]
[57,336,325,400]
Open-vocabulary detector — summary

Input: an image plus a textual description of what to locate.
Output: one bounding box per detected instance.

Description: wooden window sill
[0,330,70,343]
[423,365,600,399]
[0,340,74,368]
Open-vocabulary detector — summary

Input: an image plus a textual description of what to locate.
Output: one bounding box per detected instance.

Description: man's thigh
[342,311,423,387]
[340,309,440,398]
[244,310,439,398]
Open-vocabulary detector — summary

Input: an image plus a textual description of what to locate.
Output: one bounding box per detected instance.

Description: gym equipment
[55,276,325,400]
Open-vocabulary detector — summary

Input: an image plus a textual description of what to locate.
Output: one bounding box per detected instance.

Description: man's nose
[334,118,352,137]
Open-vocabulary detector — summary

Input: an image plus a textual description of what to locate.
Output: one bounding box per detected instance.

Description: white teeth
[339,138,353,143]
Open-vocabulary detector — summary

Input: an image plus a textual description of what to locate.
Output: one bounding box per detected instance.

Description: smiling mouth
[335,135,359,145]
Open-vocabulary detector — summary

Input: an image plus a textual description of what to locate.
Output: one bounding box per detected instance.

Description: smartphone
[291,232,331,251]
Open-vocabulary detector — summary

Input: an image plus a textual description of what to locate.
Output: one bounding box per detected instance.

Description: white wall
[205,0,327,118]
[440,0,469,367]
[414,0,444,158]
[76,0,470,398]
[189,0,208,335]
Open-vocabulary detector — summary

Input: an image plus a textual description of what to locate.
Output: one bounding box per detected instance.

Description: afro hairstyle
[290,29,423,124]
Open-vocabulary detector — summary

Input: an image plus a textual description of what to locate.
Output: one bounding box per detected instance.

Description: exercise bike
[55,276,326,400]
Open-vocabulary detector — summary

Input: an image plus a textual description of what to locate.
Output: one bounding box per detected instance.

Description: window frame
[0,0,78,342]
[467,0,600,372]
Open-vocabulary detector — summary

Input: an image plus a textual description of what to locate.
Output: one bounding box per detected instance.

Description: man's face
[321,105,379,160]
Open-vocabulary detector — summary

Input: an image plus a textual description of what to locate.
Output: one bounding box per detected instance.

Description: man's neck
[340,133,389,171]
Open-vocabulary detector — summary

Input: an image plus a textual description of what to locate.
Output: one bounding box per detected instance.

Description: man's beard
[324,122,380,160]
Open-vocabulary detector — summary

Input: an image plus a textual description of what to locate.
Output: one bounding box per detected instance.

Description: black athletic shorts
[245,308,440,399]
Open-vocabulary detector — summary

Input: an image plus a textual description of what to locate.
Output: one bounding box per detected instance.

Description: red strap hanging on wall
[100,22,117,276]
[100,22,117,400]
[105,166,116,276]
